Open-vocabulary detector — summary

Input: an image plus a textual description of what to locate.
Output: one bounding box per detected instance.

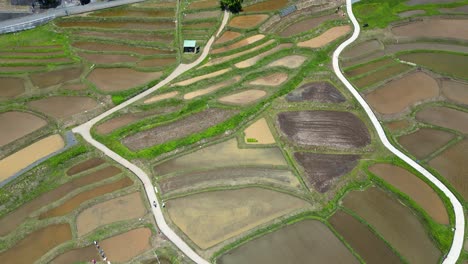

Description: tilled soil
[228,15,269,29]
[215,31,242,44]
[66,157,106,176]
[286,81,345,103]
[392,18,468,40]
[87,68,162,92]
[398,128,455,159]
[441,79,468,105]
[279,13,341,37]
[28,96,98,119]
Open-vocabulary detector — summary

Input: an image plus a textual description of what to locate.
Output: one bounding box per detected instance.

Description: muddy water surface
[398,128,454,159]
[416,106,468,133]
[0,111,47,147]
[280,13,341,37]
[398,52,468,79]
[0,77,24,99]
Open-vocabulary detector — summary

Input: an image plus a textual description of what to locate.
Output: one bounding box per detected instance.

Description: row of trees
[220,0,243,13]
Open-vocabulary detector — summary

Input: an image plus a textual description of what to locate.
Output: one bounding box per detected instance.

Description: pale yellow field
[298,25,351,48]
[143,91,179,104]
[267,55,307,69]
[235,43,292,69]
[244,118,276,144]
[184,76,241,100]
[219,89,267,105]
[173,68,231,86]
[249,72,288,86]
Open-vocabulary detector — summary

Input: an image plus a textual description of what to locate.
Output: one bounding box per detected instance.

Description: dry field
[212,34,265,54]
[298,25,351,48]
[0,77,25,99]
[218,89,266,105]
[99,228,152,262]
[279,13,341,37]
[235,43,292,69]
[144,91,179,104]
[267,55,307,69]
[442,79,468,105]
[188,0,218,9]
[398,128,454,159]
[0,111,47,147]
[392,18,468,41]
[87,68,163,92]
[28,96,98,119]
[286,81,345,103]
[228,15,269,29]
[67,157,105,176]
[416,106,468,133]
[30,67,82,89]
[249,72,288,86]
[183,76,241,100]
[215,31,242,44]
[244,118,275,144]
[174,68,231,86]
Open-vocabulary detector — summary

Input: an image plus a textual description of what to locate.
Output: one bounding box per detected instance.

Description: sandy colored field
[228,14,269,29]
[185,10,220,20]
[392,18,468,40]
[267,55,306,69]
[279,13,341,37]
[204,39,275,67]
[215,31,242,44]
[429,139,468,200]
[365,71,439,115]
[0,111,47,147]
[67,157,105,176]
[174,68,230,86]
[398,52,468,79]
[0,135,64,182]
[184,76,241,99]
[244,118,275,144]
[298,25,351,48]
[386,119,411,132]
[212,34,265,54]
[243,0,288,12]
[398,128,454,159]
[235,43,292,68]
[442,79,468,105]
[77,192,146,236]
[188,0,218,9]
[88,68,162,92]
[344,187,441,264]
[353,63,413,88]
[73,41,175,55]
[342,39,381,58]
[100,228,152,262]
[249,72,288,86]
[78,52,138,64]
[344,57,395,77]
[28,96,98,119]
[144,91,179,104]
[57,20,174,30]
[154,138,287,175]
[76,31,174,43]
[370,163,448,224]
[167,188,309,249]
[30,67,82,89]
[0,77,23,98]
[219,89,266,105]
[286,81,345,103]
[137,57,177,68]
[416,106,468,133]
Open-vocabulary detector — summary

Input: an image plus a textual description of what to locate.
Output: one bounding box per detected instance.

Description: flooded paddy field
[343,187,441,264]
[244,118,275,144]
[0,111,47,147]
[218,219,358,264]
[342,40,381,58]
[243,0,288,12]
[185,10,221,20]
[294,152,360,192]
[67,157,105,175]
[279,13,341,37]
[369,163,449,224]
[416,106,468,133]
[50,244,99,264]
[218,89,266,105]
[398,128,455,159]
[392,18,468,41]
[330,210,403,264]
[75,31,174,43]
[344,58,395,77]
[28,96,98,119]
[78,52,139,64]
[277,111,370,149]
[352,63,413,89]
[30,67,82,89]
[298,25,351,48]
[235,43,292,69]
[268,55,307,69]
[91,8,174,18]
[56,20,175,30]
[228,15,269,29]
[87,68,162,92]
[212,34,265,54]
[398,52,468,79]
[167,187,309,249]
[442,79,468,105]
[249,72,288,86]
[286,81,345,103]
[99,228,152,262]
[137,57,177,68]
[72,41,175,55]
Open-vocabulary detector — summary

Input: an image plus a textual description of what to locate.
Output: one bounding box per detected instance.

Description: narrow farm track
[335,1,464,263]
[72,11,229,264]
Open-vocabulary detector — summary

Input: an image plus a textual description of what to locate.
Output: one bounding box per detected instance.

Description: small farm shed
[183,40,200,53]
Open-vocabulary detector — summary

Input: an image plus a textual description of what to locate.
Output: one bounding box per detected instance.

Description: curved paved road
[335,1,464,263]
[73,11,229,264]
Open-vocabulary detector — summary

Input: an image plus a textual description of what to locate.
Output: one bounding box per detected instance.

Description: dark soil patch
[30,67,82,89]
[398,128,454,159]
[286,81,345,103]
[66,157,106,176]
[243,0,288,12]
[75,31,174,43]
[398,10,425,17]
[416,106,468,133]
[279,13,341,37]
[78,52,139,64]
[73,41,175,55]
[277,111,370,149]
[62,83,87,90]
[0,66,45,72]
[137,57,177,67]
[56,20,174,30]
[185,10,220,20]
[294,152,359,192]
[28,96,98,119]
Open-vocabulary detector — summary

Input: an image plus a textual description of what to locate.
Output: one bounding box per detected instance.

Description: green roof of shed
[183,40,197,48]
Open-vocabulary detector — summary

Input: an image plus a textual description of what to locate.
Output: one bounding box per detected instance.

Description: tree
[220,0,243,13]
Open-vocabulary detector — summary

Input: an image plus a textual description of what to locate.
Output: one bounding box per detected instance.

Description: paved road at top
[334,0,464,263]
[73,11,229,264]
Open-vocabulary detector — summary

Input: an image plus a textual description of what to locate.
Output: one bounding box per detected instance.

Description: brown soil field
[277,111,370,149]
[0,111,47,147]
[30,67,82,88]
[398,52,468,79]
[188,0,218,9]
[185,10,220,20]
[174,68,231,86]
[298,25,351,48]
[267,55,307,69]
[183,21,216,29]
[77,192,146,236]
[159,167,299,194]
[28,96,98,119]
[235,43,292,68]
[0,166,121,236]
[137,1,175,8]
[183,76,241,100]
[137,57,177,68]
[154,139,287,175]
[57,20,174,30]
[91,8,174,17]
[342,39,381,58]
[244,118,275,144]
[215,31,242,44]
[67,157,106,176]
[343,187,441,264]
[0,50,63,56]
[353,63,413,88]
[386,119,411,132]
[329,210,403,264]
[75,31,174,43]
[279,13,341,37]
[78,52,138,64]
[365,71,439,115]
[99,228,152,262]
[39,177,133,219]
[407,0,459,4]
[344,57,395,77]
[96,114,140,134]
[62,82,87,90]
[204,39,275,67]
[398,10,425,17]
[0,65,46,72]
[392,18,468,40]
[440,5,468,13]
[167,187,309,249]
[369,163,449,224]
[88,68,162,92]
[123,108,237,151]
[286,81,345,103]
[416,106,468,133]
[212,34,265,54]
[228,14,269,29]
[249,72,288,86]
[0,57,72,64]
[72,41,175,55]
[442,79,468,105]
[0,135,64,182]
[144,91,179,104]
[218,219,358,264]
[294,152,359,192]
[50,245,99,264]
[398,128,454,159]
[0,224,71,263]
[429,139,468,200]
[385,42,468,56]
[243,0,288,12]
[219,89,267,105]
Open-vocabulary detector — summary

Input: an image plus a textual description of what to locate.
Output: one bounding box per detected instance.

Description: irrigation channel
[333,0,464,263]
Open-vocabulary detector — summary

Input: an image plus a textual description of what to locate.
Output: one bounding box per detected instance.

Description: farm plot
[99,228,152,262]
[56,20,174,30]
[218,219,358,264]
[137,57,177,68]
[386,119,411,132]
[87,68,163,92]
[343,187,441,264]
[392,18,468,41]
[406,0,460,5]
[442,79,468,105]
[294,152,360,193]
[0,77,25,99]
[218,89,266,105]
[228,15,269,29]
[279,13,342,37]
[398,128,455,159]
[183,76,241,100]
[365,71,439,115]
[244,118,275,144]
[398,52,468,79]
[30,67,82,89]
[212,35,265,54]
[249,72,288,86]
[51,245,99,264]
[185,10,221,20]
[243,0,289,12]
[369,163,449,224]
[344,57,396,78]
[174,68,231,86]
[398,10,425,18]
[0,111,47,147]
[188,0,218,9]
[166,187,309,249]
[67,157,105,175]
[154,139,287,175]
[416,106,468,133]
[72,42,175,55]
[90,8,174,18]
[235,43,293,69]
[215,31,242,44]
[75,31,174,44]
[267,55,307,69]
[342,39,381,59]
[143,91,179,104]
[352,63,413,89]
[277,111,370,149]
[77,52,139,64]
[28,96,98,119]
[122,108,237,151]
[286,81,345,103]
[203,40,275,67]
[298,25,351,48]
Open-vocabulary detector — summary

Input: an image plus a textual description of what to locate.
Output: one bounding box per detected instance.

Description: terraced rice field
[416,106,468,133]
[228,15,269,29]
[212,34,265,54]
[286,81,345,103]
[442,79,468,104]
[67,157,105,175]
[342,40,381,58]
[0,111,47,147]
[398,128,455,159]
[243,0,288,12]
[27,96,98,119]
[203,40,275,67]
[144,91,179,104]
[87,68,163,92]
[174,68,231,86]
[235,43,292,68]
[72,42,175,55]
[0,77,25,99]
[30,67,82,89]
[298,25,351,48]
[244,118,275,144]
[218,89,266,105]
[183,76,240,100]
[279,13,341,37]
[249,72,288,86]
[344,58,398,78]
[51,245,99,264]
[215,31,242,44]
[267,55,307,69]
[99,228,152,262]
[398,52,468,79]
[386,119,411,132]
[392,18,468,41]
[352,63,413,89]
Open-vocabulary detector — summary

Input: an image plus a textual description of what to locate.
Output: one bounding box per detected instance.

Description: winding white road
[335,1,464,263]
